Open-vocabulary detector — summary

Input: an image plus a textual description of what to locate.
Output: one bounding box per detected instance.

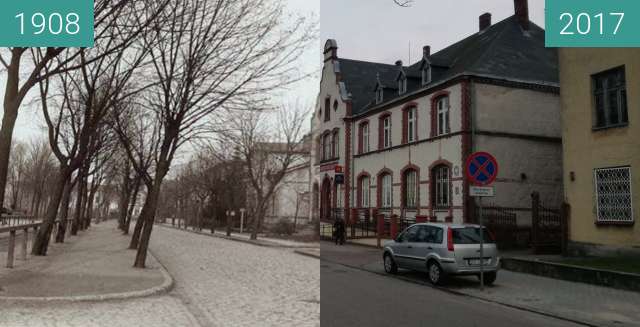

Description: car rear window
[452,227,494,244]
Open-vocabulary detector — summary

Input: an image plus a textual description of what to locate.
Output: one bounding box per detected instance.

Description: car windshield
[452,227,494,244]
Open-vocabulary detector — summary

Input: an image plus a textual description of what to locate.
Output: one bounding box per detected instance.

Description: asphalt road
[321,245,582,327]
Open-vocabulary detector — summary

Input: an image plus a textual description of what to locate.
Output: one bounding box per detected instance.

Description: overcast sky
[320,0,546,65]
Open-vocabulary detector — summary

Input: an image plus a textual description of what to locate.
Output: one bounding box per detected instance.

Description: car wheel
[427,261,446,285]
[478,271,497,285]
[383,253,398,274]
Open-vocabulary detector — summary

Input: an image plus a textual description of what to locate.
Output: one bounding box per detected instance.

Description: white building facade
[312,1,563,226]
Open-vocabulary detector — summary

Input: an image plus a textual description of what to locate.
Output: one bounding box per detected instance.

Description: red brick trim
[460,80,472,223]
[376,168,393,209]
[430,90,450,138]
[344,122,352,223]
[378,112,392,150]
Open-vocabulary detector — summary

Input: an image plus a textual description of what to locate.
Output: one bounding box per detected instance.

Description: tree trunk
[123,176,140,235]
[133,181,162,268]
[0,91,21,213]
[32,166,72,255]
[129,194,149,249]
[250,200,267,240]
[71,168,86,235]
[85,182,98,228]
[55,180,73,243]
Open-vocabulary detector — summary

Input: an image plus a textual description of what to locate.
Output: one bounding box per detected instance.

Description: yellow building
[559,49,640,256]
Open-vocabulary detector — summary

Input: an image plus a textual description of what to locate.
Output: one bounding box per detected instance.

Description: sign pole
[479,196,484,291]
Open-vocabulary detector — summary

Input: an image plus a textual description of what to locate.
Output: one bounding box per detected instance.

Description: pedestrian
[333,217,346,245]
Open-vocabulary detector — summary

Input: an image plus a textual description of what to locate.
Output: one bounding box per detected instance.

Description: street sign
[466,152,498,186]
[334,173,344,184]
[469,186,495,197]
[465,151,499,292]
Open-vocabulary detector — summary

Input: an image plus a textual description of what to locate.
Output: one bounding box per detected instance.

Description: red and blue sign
[466,152,498,186]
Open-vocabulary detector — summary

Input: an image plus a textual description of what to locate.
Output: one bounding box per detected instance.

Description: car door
[392,225,419,268]
[405,225,441,271]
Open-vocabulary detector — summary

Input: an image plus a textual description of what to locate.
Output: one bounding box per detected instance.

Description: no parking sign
[466,152,498,197]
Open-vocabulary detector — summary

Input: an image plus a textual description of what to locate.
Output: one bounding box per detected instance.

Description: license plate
[468,258,490,266]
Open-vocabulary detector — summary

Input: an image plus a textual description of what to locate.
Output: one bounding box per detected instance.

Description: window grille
[594,166,633,223]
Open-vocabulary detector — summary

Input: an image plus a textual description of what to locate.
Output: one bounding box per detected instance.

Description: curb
[321,257,597,327]
[157,224,319,250]
[294,249,321,259]
[0,249,174,303]
[502,257,640,293]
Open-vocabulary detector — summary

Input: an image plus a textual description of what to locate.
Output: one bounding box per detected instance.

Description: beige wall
[559,48,640,249]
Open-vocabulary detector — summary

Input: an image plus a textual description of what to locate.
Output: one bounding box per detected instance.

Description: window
[322,133,331,161]
[361,123,369,153]
[433,165,450,208]
[399,225,420,242]
[381,174,393,208]
[360,176,370,208]
[336,184,344,208]
[593,66,628,129]
[324,97,331,122]
[403,169,417,208]
[415,226,443,243]
[333,100,339,112]
[332,131,339,159]
[422,66,432,85]
[376,87,384,104]
[436,96,450,135]
[398,77,407,95]
[407,107,417,142]
[383,116,391,148]
[594,166,633,224]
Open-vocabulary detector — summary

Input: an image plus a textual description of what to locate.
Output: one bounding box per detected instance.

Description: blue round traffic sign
[466,152,498,186]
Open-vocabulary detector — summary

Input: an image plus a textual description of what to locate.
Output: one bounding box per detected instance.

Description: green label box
[546,0,640,47]
[0,0,93,47]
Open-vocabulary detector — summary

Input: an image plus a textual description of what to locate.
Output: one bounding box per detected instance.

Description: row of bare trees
[1,0,315,268]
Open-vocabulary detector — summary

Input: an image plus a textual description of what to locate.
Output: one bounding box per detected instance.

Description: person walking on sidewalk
[333,217,346,245]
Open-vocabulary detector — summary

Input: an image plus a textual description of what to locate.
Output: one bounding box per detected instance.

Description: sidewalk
[322,242,640,327]
[157,223,320,249]
[0,221,171,300]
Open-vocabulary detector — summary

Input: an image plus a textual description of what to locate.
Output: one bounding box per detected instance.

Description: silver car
[382,223,500,285]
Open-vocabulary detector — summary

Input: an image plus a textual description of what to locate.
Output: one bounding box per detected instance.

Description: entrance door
[320,177,332,221]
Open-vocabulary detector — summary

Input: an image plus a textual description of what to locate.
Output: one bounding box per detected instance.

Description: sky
[320,0,546,65]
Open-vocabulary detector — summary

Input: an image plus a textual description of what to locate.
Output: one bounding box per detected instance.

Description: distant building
[311,0,563,225]
[559,48,640,256]
[257,136,312,227]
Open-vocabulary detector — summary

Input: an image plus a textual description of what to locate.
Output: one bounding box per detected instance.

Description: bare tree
[393,0,413,7]
[112,0,314,268]
[0,0,170,214]
[225,104,308,240]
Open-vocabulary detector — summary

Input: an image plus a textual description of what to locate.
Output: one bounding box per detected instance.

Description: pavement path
[0,221,319,326]
[322,242,640,327]
[150,224,320,327]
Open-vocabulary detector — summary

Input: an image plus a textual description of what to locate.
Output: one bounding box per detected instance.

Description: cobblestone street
[0,223,320,326]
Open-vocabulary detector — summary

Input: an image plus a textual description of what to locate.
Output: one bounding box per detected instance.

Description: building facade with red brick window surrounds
[311,0,563,225]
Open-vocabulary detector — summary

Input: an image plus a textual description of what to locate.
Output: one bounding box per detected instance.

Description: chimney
[324,39,338,62]
[514,0,530,30]
[422,46,431,58]
[479,13,492,31]
[395,60,403,67]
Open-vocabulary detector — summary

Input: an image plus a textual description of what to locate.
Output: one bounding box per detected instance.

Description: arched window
[436,96,450,135]
[324,97,331,122]
[403,106,417,144]
[380,173,393,208]
[379,114,392,149]
[359,176,370,208]
[333,100,339,112]
[403,169,418,208]
[322,133,331,161]
[432,165,450,208]
[360,122,369,153]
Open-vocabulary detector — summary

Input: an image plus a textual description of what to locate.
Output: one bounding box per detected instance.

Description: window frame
[324,97,331,122]
[376,87,384,104]
[322,133,331,161]
[398,77,407,95]
[594,166,634,224]
[383,116,392,148]
[422,66,432,85]
[381,173,393,208]
[433,165,450,208]
[592,66,628,130]
[362,123,369,153]
[403,169,418,208]
[360,176,370,208]
[436,96,450,136]
[407,107,417,143]
[332,130,339,159]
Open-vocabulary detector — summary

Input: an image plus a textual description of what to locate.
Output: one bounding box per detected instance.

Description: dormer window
[422,65,432,85]
[398,77,407,95]
[375,87,384,104]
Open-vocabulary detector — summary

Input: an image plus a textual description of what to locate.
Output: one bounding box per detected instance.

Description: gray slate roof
[337,15,558,116]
